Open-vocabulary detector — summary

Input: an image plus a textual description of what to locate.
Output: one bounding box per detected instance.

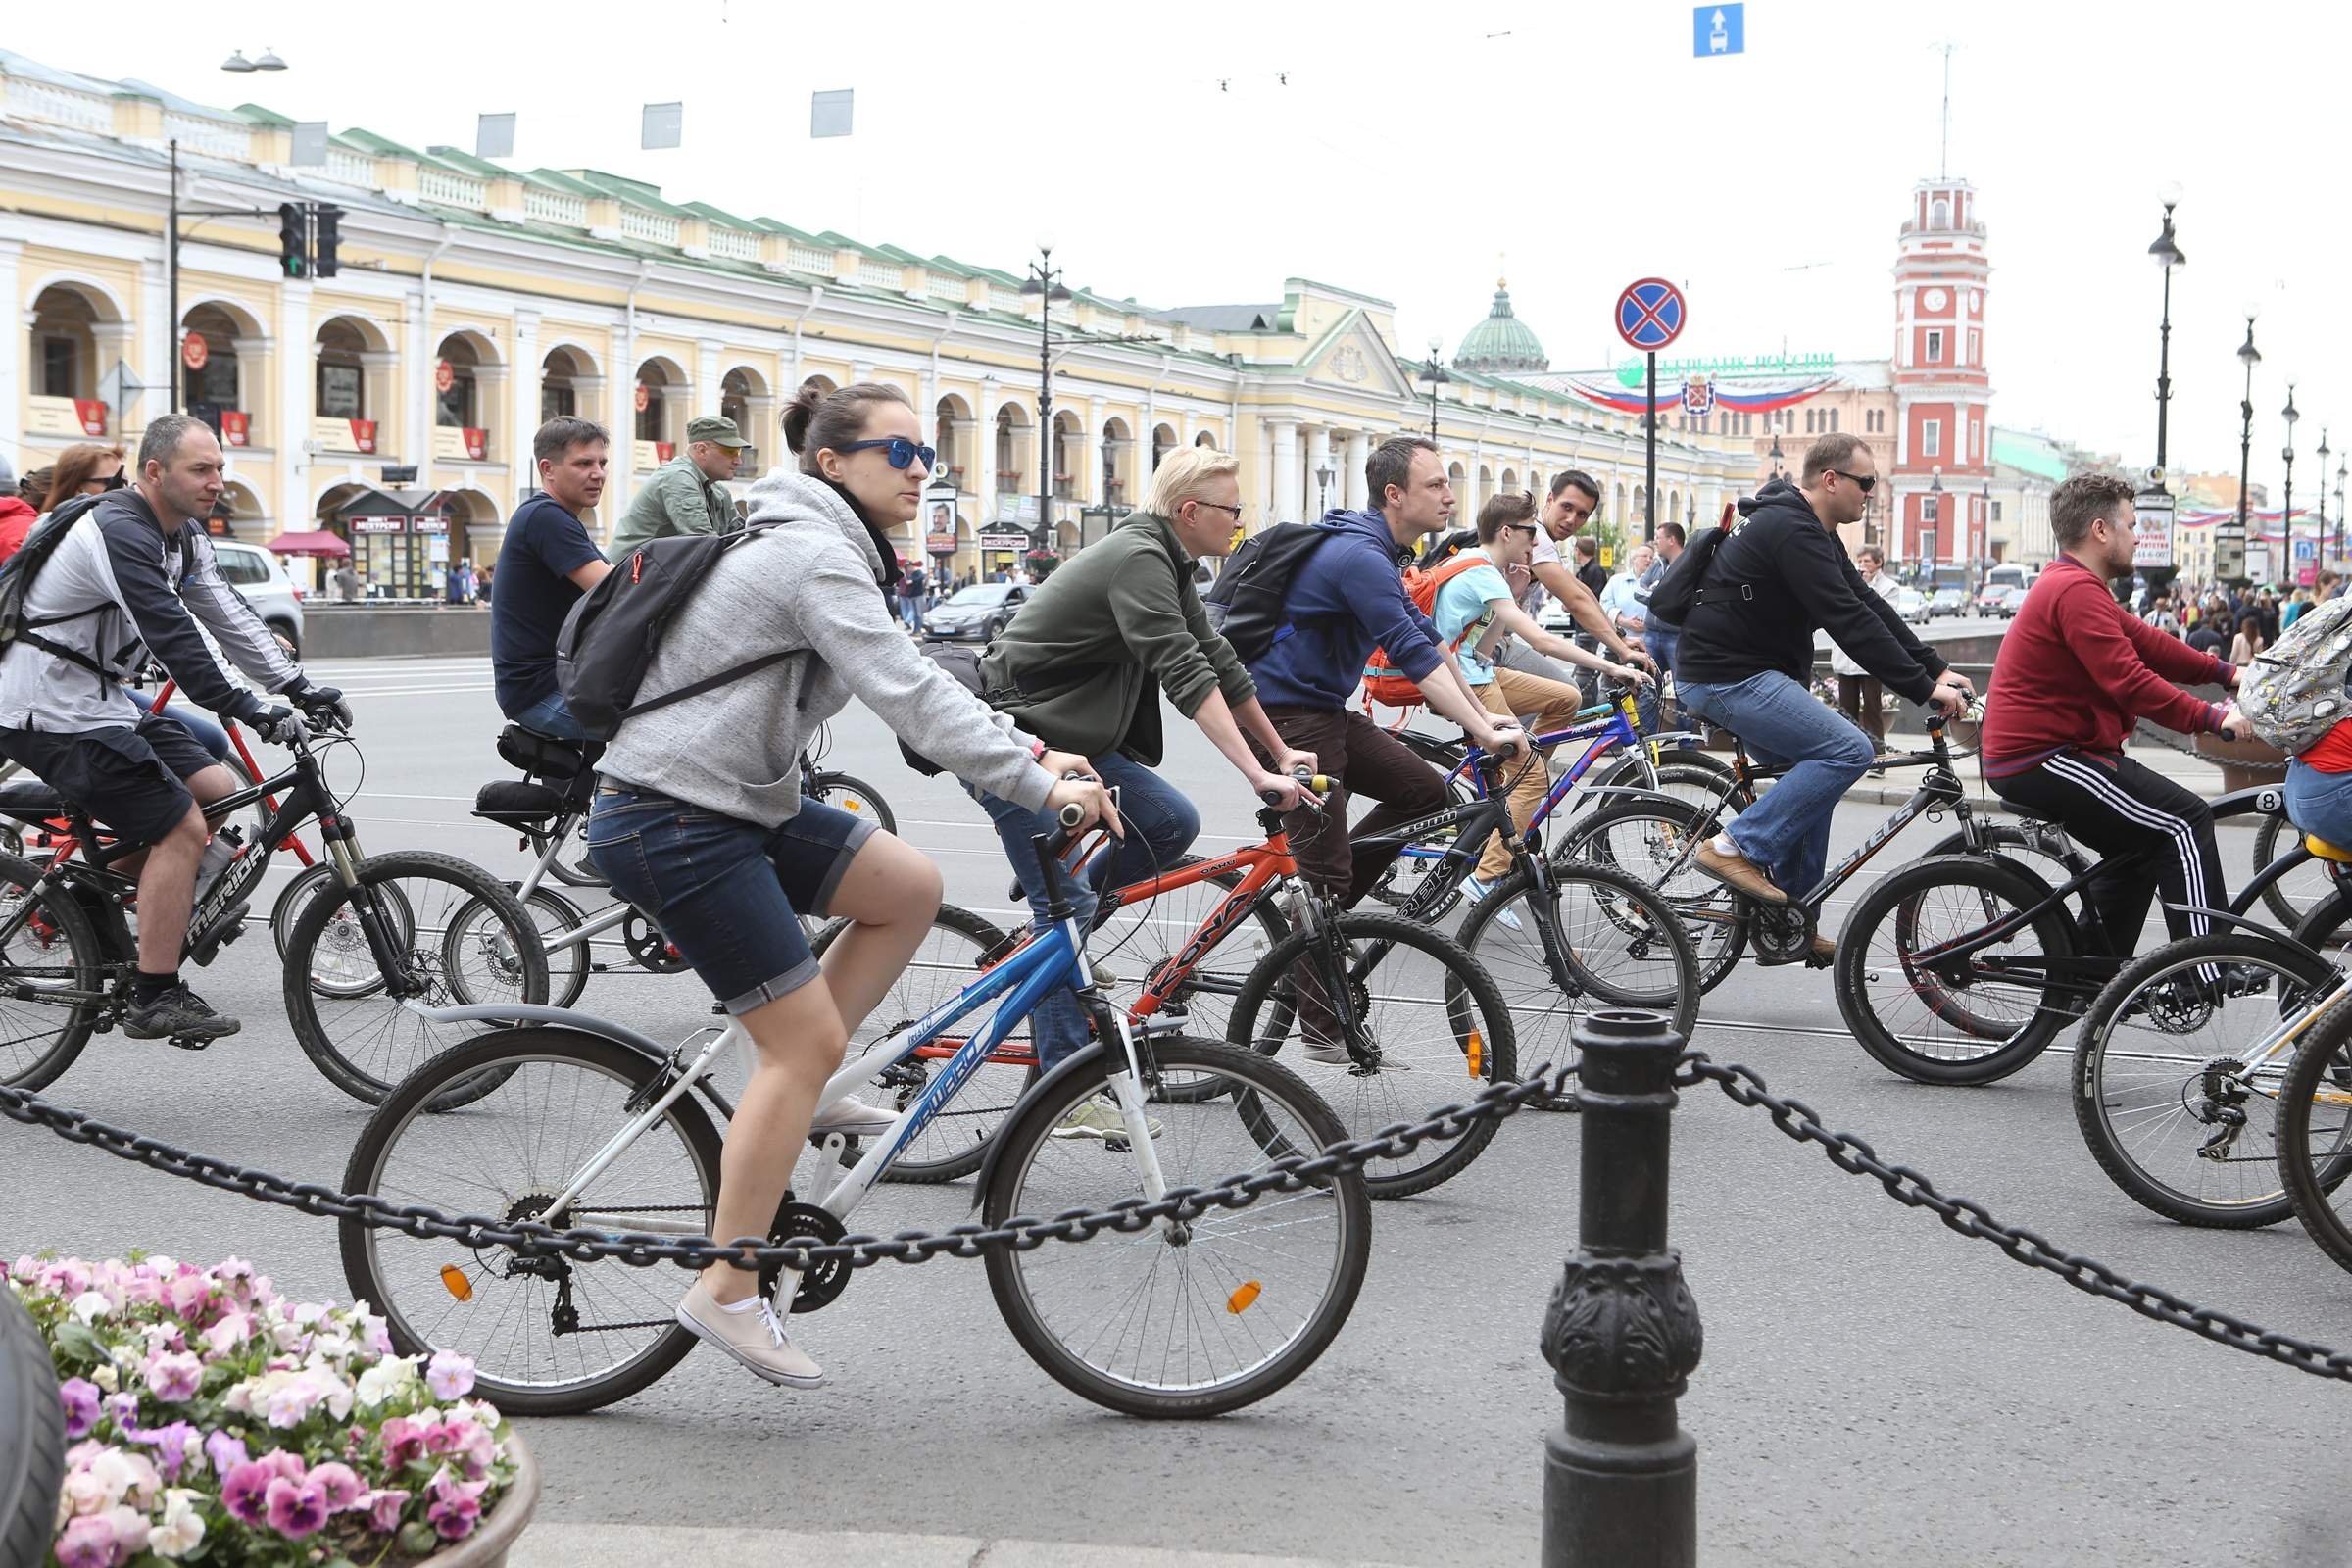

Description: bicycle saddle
[0,779,65,821]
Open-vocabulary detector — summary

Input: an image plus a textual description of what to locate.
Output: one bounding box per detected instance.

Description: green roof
[1991,429,2070,482]
[1454,282,1547,376]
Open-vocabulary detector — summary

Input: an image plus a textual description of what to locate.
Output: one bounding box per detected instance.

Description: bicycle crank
[760,1200,851,1313]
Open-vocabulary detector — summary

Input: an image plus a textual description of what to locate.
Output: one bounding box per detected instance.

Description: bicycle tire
[0,852,104,1093]
[1835,855,2076,1085]
[1454,858,1700,1090]
[451,885,591,1011]
[981,1034,1370,1417]
[2275,991,2352,1270]
[531,816,607,891]
[0,1282,64,1568]
[270,859,337,959]
[808,771,900,837]
[1099,853,1295,1093]
[340,1027,723,1415]
[810,902,1026,1185]
[2250,809,2333,930]
[2072,930,2334,1228]
[1553,795,1747,991]
[1226,909,1516,1199]
[283,851,549,1106]
[2292,887,2352,963]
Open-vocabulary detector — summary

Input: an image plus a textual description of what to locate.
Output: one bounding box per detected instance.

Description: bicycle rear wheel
[1092,853,1294,1066]
[806,771,899,836]
[1554,795,1747,991]
[340,1028,721,1415]
[0,853,104,1092]
[2072,931,2335,1228]
[982,1035,1370,1417]
[1226,909,1516,1198]
[2274,992,2352,1270]
[2256,809,2336,928]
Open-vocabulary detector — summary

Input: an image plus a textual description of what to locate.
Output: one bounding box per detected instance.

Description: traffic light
[313,204,341,278]
[275,202,308,279]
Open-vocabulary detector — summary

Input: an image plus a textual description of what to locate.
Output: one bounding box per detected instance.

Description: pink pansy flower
[90,1447,159,1509]
[200,1312,251,1357]
[101,1502,150,1557]
[362,1488,411,1533]
[58,1378,99,1440]
[220,1459,275,1526]
[380,1416,427,1470]
[52,1514,118,1568]
[425,1350,476,1401]
[309,1460,365,1511]
[258,1449,307,1484]
[265,1474,330,1539]
[135,1421,202,1483]
[163,1273,211,1320]
[145,1350,203,1403]
[201,1430,247,1477]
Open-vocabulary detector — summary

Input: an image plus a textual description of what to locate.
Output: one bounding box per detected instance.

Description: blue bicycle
[337,834,1372,1419]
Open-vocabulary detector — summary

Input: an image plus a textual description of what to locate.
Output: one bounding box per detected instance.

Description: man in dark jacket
[974,448,1317,1085]
[1675,433,1972,933]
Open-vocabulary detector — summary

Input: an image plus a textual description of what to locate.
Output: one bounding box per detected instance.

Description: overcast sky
[14,1,2345,493]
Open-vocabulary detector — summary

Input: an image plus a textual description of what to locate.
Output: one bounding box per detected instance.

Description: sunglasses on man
[1830,468,1877,494]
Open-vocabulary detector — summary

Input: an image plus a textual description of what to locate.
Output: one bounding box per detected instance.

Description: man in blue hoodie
[1250,434,1526,910]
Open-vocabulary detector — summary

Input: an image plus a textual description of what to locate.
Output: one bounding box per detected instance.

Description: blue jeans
[164,704,230,764]
[899,598,923,631]
[972,751,1201,1071]
[511,690,589,743]
[1677,669,1872,899]
[1642,626,1680,734]
[2287,760,2352,850]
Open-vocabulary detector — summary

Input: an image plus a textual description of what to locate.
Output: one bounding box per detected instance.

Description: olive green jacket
[980,509,1253,763]
[610,456,738,559]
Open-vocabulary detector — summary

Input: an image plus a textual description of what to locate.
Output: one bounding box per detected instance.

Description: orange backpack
[1360,553,1495,708]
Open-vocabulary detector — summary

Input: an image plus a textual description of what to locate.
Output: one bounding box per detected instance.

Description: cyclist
[975,446,1316,1120]
[0,414,346,1041]
[1429,490,1649,911]
[1983,472,2245,953]
[585,378,1114,1390]
[607,414,750,559]
[1673,434,1971,940]
[490,417,612,743]
[1498,470,1655,687]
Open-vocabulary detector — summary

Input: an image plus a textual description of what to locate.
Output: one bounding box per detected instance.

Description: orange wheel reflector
[1467,1031,1484,1078]
[439,1265,473,1302]
[843,800,863,812]
[1226,1281,1262,1314]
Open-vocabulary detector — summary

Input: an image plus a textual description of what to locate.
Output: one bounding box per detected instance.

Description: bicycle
[337,832,1370,1419]
[0,714,549,1101]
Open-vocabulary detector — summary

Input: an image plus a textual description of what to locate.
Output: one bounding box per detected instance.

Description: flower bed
[9,1253,523,1566]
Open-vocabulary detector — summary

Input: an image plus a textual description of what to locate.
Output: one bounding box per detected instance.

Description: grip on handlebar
[1056,801,1087,828]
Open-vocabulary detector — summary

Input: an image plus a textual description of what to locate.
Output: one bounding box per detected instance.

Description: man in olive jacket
[973,448,1318,1080]
[608,414,749,559]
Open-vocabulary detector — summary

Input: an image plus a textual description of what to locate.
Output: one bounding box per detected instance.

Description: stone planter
[420,1431,540,1567]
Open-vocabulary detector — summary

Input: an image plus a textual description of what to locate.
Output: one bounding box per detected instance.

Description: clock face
[1923,287,1949,312]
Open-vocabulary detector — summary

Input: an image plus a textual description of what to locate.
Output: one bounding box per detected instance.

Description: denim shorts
[585,787,876,1014]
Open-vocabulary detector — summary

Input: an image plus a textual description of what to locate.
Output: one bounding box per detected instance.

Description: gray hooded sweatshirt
[598,472,1056,826]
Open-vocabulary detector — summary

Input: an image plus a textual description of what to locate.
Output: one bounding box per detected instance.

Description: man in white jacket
[1827,543,1899,772]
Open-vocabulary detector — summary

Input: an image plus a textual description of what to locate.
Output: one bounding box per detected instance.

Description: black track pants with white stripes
[1991,748,2229,956]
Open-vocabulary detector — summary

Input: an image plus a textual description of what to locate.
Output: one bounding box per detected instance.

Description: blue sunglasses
[838,437,936,471]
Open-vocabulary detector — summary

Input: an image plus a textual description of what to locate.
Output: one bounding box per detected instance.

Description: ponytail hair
[783,378,913,475]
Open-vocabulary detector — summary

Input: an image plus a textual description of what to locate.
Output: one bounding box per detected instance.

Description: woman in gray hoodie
[587,379,1117,1390]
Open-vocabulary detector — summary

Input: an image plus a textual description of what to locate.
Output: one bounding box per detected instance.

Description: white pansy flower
[69,1291,111,1323]
[356,1355,419,1409]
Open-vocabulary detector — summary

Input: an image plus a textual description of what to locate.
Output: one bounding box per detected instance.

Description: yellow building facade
[0,49,1746,591]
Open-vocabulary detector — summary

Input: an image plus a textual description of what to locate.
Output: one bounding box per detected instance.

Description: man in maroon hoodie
[1983,472,2247,954]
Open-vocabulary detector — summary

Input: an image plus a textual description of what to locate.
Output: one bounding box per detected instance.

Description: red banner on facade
[462,427,487,460]
[350,419,377,454]
[73,400,107,436]
[220,411,250,448]
[655,441,675,464]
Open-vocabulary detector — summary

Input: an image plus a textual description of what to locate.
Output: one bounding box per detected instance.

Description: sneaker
[1051,1096,1163,1141]
[675,1280,826,1389]
[1693,840,1788,905]
[1809,934,1836,963]
[1300,1036,1412,1069]
[1461,876,1523,932]
[808,1095,896,1138]
[122,983,239,1042]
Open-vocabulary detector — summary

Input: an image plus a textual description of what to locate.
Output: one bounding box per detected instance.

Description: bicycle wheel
[283,851,549,1105]
[1554,795,1747,991]
[1835,855,2076,1085]
[1592,749,1738,816]
[2072,930,2335,1228]
[1093,854,1294,1059]
[2256,810,2337,927]
[0,853,104,1092]
[340,1028,722,1415]
[1226,909,1516,1198]
[2274,992,2352,1270]
[440,885,590,1011]
[982,1034,1370,1417]
[807,771,899,836]
[1,1281,65,1568]
[531,815,606,891]
[1455,859,1699,1092]
[2293,888,2352,965]
[810,903,1027,1185]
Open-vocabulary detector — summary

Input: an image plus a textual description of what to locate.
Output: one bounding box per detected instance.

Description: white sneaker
[808,1095,897,1138]
[1461,876,1523,931]
[1051,1097,1163,1141]
[676,1280,826,1389]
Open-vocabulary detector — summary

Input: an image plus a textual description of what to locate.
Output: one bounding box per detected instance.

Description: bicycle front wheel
[1554,795,1747,991]
[283,851,550,1104]
[982,1035,1370,1417]
[0,852,104,1092]
[2073,931,2336,1228]
[341,1028,722,1415]
[807,771,899,836]
[2275,992,2352,1270]
[1227,909,1516,1198]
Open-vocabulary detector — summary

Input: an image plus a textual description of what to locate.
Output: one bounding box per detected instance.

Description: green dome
[1454,279,1547,375]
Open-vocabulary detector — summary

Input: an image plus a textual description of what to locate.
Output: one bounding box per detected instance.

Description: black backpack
[0,494,147,680]
[1414,527,1479,568]
[1200,522,1342,663]
[555,524,793,740]
[1645,514,1747,627]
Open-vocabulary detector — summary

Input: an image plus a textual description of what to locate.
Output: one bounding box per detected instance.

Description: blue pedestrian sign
[1696,5,1745,57]
[1615,278,1688,353]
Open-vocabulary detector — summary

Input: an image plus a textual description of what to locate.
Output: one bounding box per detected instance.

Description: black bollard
[1541,1009,1701,1568]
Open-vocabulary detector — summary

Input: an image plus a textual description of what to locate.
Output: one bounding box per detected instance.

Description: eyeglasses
[1191,500,1244,519]
[837,437,936,471]
[1831,468,1877,494]
[1502,522,1540,538]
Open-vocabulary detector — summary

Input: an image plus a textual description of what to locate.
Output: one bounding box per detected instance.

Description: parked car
[1927,587,1969,620]
[210,540,305,657]
[1973,584,2018,617]
[1988,584,2028,617]
[922,580,1031,643]
[1893,587,1929,625]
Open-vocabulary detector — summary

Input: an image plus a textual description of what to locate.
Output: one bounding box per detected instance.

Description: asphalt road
[5,653,2350,1568]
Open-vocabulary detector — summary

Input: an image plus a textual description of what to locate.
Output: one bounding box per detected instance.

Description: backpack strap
[615,648,802,723]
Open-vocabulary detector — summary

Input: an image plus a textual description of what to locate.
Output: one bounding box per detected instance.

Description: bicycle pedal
[166,1034,212,1053]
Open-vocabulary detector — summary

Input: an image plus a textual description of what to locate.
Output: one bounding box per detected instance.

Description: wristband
[1030,738,1047,760]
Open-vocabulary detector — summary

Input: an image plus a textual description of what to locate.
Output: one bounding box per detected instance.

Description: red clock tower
[1889,178,1991,577]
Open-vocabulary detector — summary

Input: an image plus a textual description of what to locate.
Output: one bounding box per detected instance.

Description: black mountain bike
[0,715,548,1101]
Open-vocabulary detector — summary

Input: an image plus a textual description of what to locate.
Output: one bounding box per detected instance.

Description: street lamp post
[2337,458,2348,565]
[1767,434,1784,481]
[1019,239,1072,564]
[1421,339,1449,442]
[1979,477,1992,594]
[2234,308,2261,582]
[2283,383,2301,589]
[2320,430,2333,588]
[1315,464,1336,520]
[2148,185,2185,472]
[1926,466,1943,585]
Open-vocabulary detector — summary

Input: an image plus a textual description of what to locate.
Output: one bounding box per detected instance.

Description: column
[1344,430,1370,511]
[1304,425,1332,520]
[1269,419,1299,527]
[695,337,722,423]
[510,310,540,509]
[275,280,313,542]
[136,258,168,441]
[405,285,430,469]
[0,241,20,467]
[1085,396,1105,508]
[977,379,999,524]
[610,322,638,529]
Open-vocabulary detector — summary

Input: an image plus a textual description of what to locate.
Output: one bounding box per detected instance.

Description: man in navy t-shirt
[491,416,612,739]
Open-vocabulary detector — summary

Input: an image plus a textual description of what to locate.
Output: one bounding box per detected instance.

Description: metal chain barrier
[1678,1051,2352,1382]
